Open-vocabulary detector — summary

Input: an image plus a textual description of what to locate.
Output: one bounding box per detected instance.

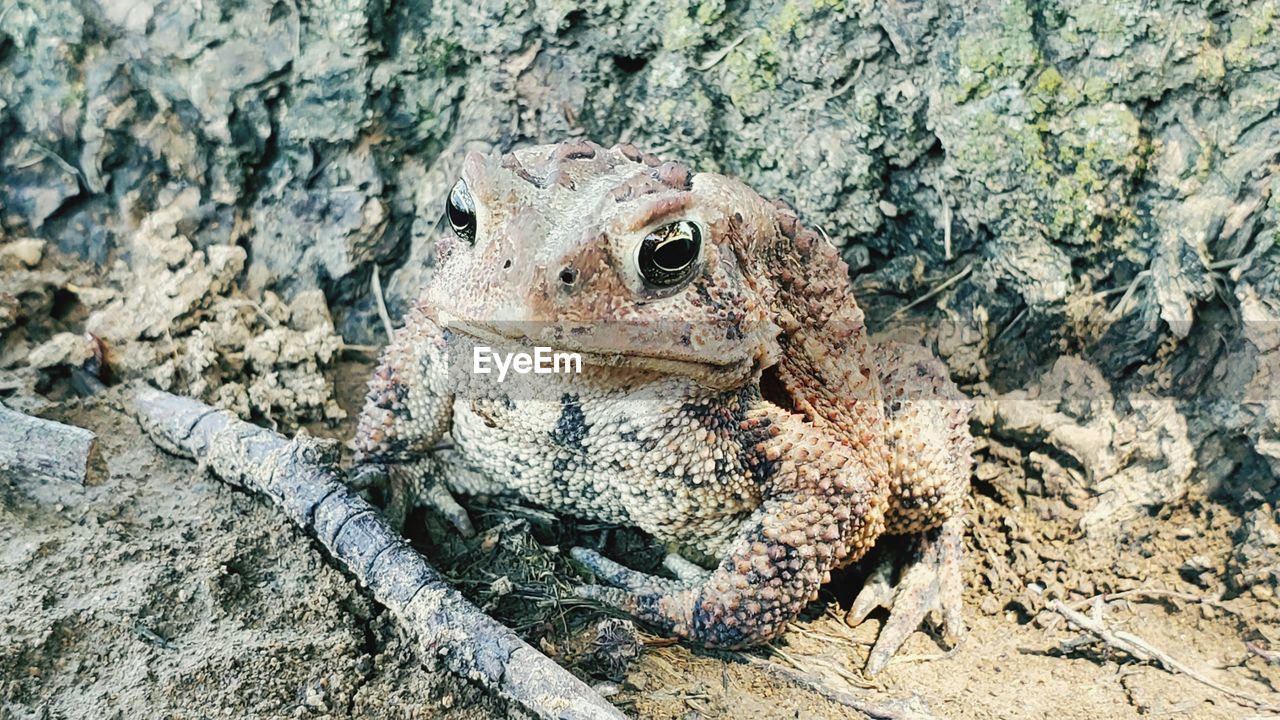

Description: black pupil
[639,221,700,288]
[652,236,694,271]
[447,183,476,243]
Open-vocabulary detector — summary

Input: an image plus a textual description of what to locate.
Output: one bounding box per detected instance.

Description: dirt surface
[0,386,512,720]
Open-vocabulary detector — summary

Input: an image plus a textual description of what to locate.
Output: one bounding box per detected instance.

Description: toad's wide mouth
[436,311,760,385]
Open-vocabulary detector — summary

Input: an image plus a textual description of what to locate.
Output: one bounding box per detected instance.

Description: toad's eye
[638,220,701,288]
[446,180,477,244]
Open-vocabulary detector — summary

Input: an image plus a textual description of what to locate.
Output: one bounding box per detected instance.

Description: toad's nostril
[503,259,512,269]
[559,267,578,286]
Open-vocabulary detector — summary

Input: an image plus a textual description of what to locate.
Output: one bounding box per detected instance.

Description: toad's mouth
[436,311,759,384]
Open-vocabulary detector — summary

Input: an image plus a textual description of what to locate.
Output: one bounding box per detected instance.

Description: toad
[353,140,974,674]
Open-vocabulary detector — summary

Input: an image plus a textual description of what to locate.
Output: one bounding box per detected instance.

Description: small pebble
[490,575,513,596]
[592,681,621,698]
[0,238,46,267]
[979,595,1001,615]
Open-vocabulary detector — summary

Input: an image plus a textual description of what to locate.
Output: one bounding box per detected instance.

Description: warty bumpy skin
[353,140,975,661]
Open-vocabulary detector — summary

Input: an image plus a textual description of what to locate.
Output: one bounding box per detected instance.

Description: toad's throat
[437,312,759,385]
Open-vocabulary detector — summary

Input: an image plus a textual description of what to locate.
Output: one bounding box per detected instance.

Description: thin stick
[1246,641,1280,665]
[745,655,940,720]
[340,344,383,357]
[1043,586,1251,634]
[1065,588,1241,616]
[782,61,864,113]
[889,264,972,320]
[993,307,1028,343]
[1106,270,1151,319]
[130,386,625,720]
[371,265,395,341]
[0,404,96,484]
[224,298,280,328]
[1047,599,1280,713]
[941,199,952,261]
[695,33,747,71]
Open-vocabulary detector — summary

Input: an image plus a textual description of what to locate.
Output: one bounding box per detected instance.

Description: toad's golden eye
[446,180,476,244]
[638,220,701,288]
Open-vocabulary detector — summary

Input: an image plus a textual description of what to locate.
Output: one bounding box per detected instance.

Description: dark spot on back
[552,454,573,478]
[551,393,588,451]
[614,142,662,167]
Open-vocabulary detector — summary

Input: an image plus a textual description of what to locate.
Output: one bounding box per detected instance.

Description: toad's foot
[571,478,874,649]
[351,459,475,537]
[845,516,965,675]
[662,553,713,585]
[570,547,700,636]
[395,463,475,537]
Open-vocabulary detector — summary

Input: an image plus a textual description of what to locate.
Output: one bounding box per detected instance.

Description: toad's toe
[846,516,965,675]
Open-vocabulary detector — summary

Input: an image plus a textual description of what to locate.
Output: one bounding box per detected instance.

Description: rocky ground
[3,0,1280,717]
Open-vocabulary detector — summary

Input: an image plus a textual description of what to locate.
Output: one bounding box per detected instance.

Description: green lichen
[1194,43,1227,86]
[951,0,1040,102]
[694,0,726,26]
[769,0,845,40]
[1068,1,1136,41]
[852,87,878,125]
[1046,104,1144,240]
[662,3,711,52]
[773,1,804,35]
[1028,67,1064,113]
[1036,67,1064,95]
[654,97,680,126]
[1223,0,1278,68]
[1194,134,1215,178]
[722,33,779,117]
[1081,76,1110,103]
[422,35,462,73]
[61,79,87,115]
[946,107,1045,190]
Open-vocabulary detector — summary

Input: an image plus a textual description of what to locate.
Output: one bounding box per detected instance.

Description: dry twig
[0,404,96,484]
[745,654,940,720]
[1047,599,1280,714]
[371,265,395,342]
[889,264,973,320]
[130,386,624,720]
[1042,587,1253,635]
[1065,588,1240,616]
[694,33,748,71]
[1247,641,1280,666]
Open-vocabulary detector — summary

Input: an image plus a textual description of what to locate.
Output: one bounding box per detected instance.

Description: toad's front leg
[353,308,474,534]
[573,420,884,648]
